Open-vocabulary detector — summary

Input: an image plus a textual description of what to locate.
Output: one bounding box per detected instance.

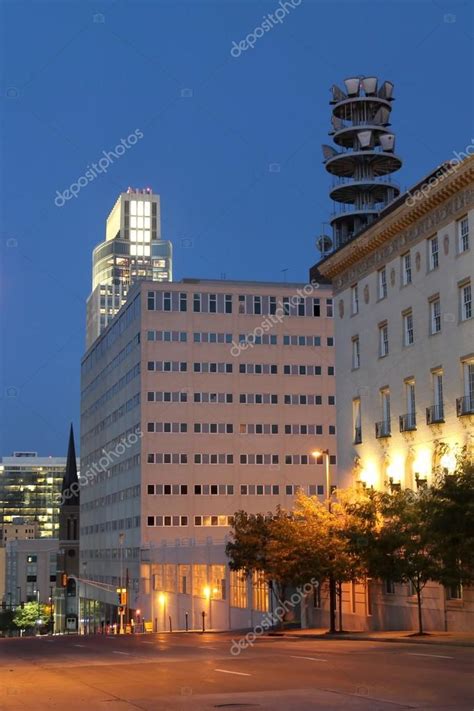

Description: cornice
[318,157,474,294]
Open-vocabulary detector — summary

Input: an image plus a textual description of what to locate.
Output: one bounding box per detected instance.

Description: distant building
[314,153,474,631]
[86,188,173,348]
[5,538,59,607]
[80,278,336,630]
[0,453,74,538]
[0,519,39,546]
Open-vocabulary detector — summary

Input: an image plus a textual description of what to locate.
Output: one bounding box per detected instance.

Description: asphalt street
[0,631,472,710]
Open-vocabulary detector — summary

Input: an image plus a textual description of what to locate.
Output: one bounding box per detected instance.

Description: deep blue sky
[1,0,472,456]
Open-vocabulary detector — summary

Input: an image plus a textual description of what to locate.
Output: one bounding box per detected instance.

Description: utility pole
[312,448,337,634]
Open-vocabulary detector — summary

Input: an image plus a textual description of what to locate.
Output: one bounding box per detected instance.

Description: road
[0,631,472,710]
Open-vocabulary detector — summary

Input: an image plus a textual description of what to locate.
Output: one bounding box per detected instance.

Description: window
[163,292,171,311]
[378,267,387,299]
[430,298,441,334]
[179,292,187,312]
[428,235,439,271]
[253,295,262,315]
[326,298,333,317]
[385,579,395,595]
[460,282,472,321]
[401,380,417,431]
[446,583,462,600]
[313,298,320,317]
[353,398,362,444]
[379,323,389,357]
[193,293,201,313]
[252,571,269,612]
[458,216,469,253]
[402,252,412,285]
[351,285,359,315]
[225,294,232,314]
[403,311,414,346]
[351,337,360,369]
[230,571,247,608]
[379,389,391,437]
[209,293,217,313]
[269,296,277,314]
[429,370,444,423]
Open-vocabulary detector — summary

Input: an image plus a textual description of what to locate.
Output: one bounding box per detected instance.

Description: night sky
[1,0,472,455]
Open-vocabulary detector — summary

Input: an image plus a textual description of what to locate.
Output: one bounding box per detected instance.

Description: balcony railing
[399,413,417,432]
[354,427,362,444]
[426,404,445,425]
[375,420,391,438]
[456,395,474,416]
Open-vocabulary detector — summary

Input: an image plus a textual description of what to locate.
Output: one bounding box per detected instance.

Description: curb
[278,632,474,648]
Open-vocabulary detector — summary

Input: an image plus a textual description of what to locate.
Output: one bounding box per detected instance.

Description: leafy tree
[225,511,272,576]
[13,601,49,631]
[0,610,15,634]
[430,458,474,588]
[370,488,439,634]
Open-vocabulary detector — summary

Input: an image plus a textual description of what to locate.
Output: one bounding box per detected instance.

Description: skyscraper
[86,188,173,348]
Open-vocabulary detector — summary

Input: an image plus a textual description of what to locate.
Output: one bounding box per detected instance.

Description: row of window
[146,391,335,405]
[148,291,333,317]
[350,218,470,315]
[146,452,337,465]
[353,361,474,442]
[146,483,327,496]
[146,515,233,527]
[147,360,334,375]
[146,331,334,347]
[352,284,472,369]
[146,422,335,434]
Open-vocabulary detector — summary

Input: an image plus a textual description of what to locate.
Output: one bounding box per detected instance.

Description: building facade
[86,188,173,348]
[5,538,59,607]
[80,278,336,630]
[0,453,71,538]
[314,154,474,631]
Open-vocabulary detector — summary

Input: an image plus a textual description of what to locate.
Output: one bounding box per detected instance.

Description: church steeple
[61,423,79,506]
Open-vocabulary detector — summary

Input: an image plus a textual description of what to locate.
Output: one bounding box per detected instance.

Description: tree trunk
[338,581,343,632]
[416,586,423,635]
[328,575,337,633]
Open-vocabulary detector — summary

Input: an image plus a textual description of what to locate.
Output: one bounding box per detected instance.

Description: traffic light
[116,588,127,605]
[61,573,68,587]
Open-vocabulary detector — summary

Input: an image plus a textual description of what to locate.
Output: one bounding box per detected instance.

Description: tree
[225,510,272,576]
[13,601,49,632]
[370,488,439,635]
[430,457,474,588]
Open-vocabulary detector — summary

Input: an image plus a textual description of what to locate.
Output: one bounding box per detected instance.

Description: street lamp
[311,448,337,634]
[119,533,125,634]
[203,586,212,630]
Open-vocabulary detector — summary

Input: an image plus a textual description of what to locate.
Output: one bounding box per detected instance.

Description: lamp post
[311,449,337,634]
[203,586,211,630]
[16,586,21,608]
[118,533,125,634]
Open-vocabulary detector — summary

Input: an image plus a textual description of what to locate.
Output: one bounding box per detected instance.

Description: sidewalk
[275,627,474,647]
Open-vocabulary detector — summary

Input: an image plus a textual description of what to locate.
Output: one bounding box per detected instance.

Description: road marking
[74,644,86,648]
[113,651,131,655]
[214,669,251,676]
[290,655,328,662]
[142,641,154,644]
[406,653,453,660]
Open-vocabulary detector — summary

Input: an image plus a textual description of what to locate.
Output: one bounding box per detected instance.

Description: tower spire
[61,423,79,505]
